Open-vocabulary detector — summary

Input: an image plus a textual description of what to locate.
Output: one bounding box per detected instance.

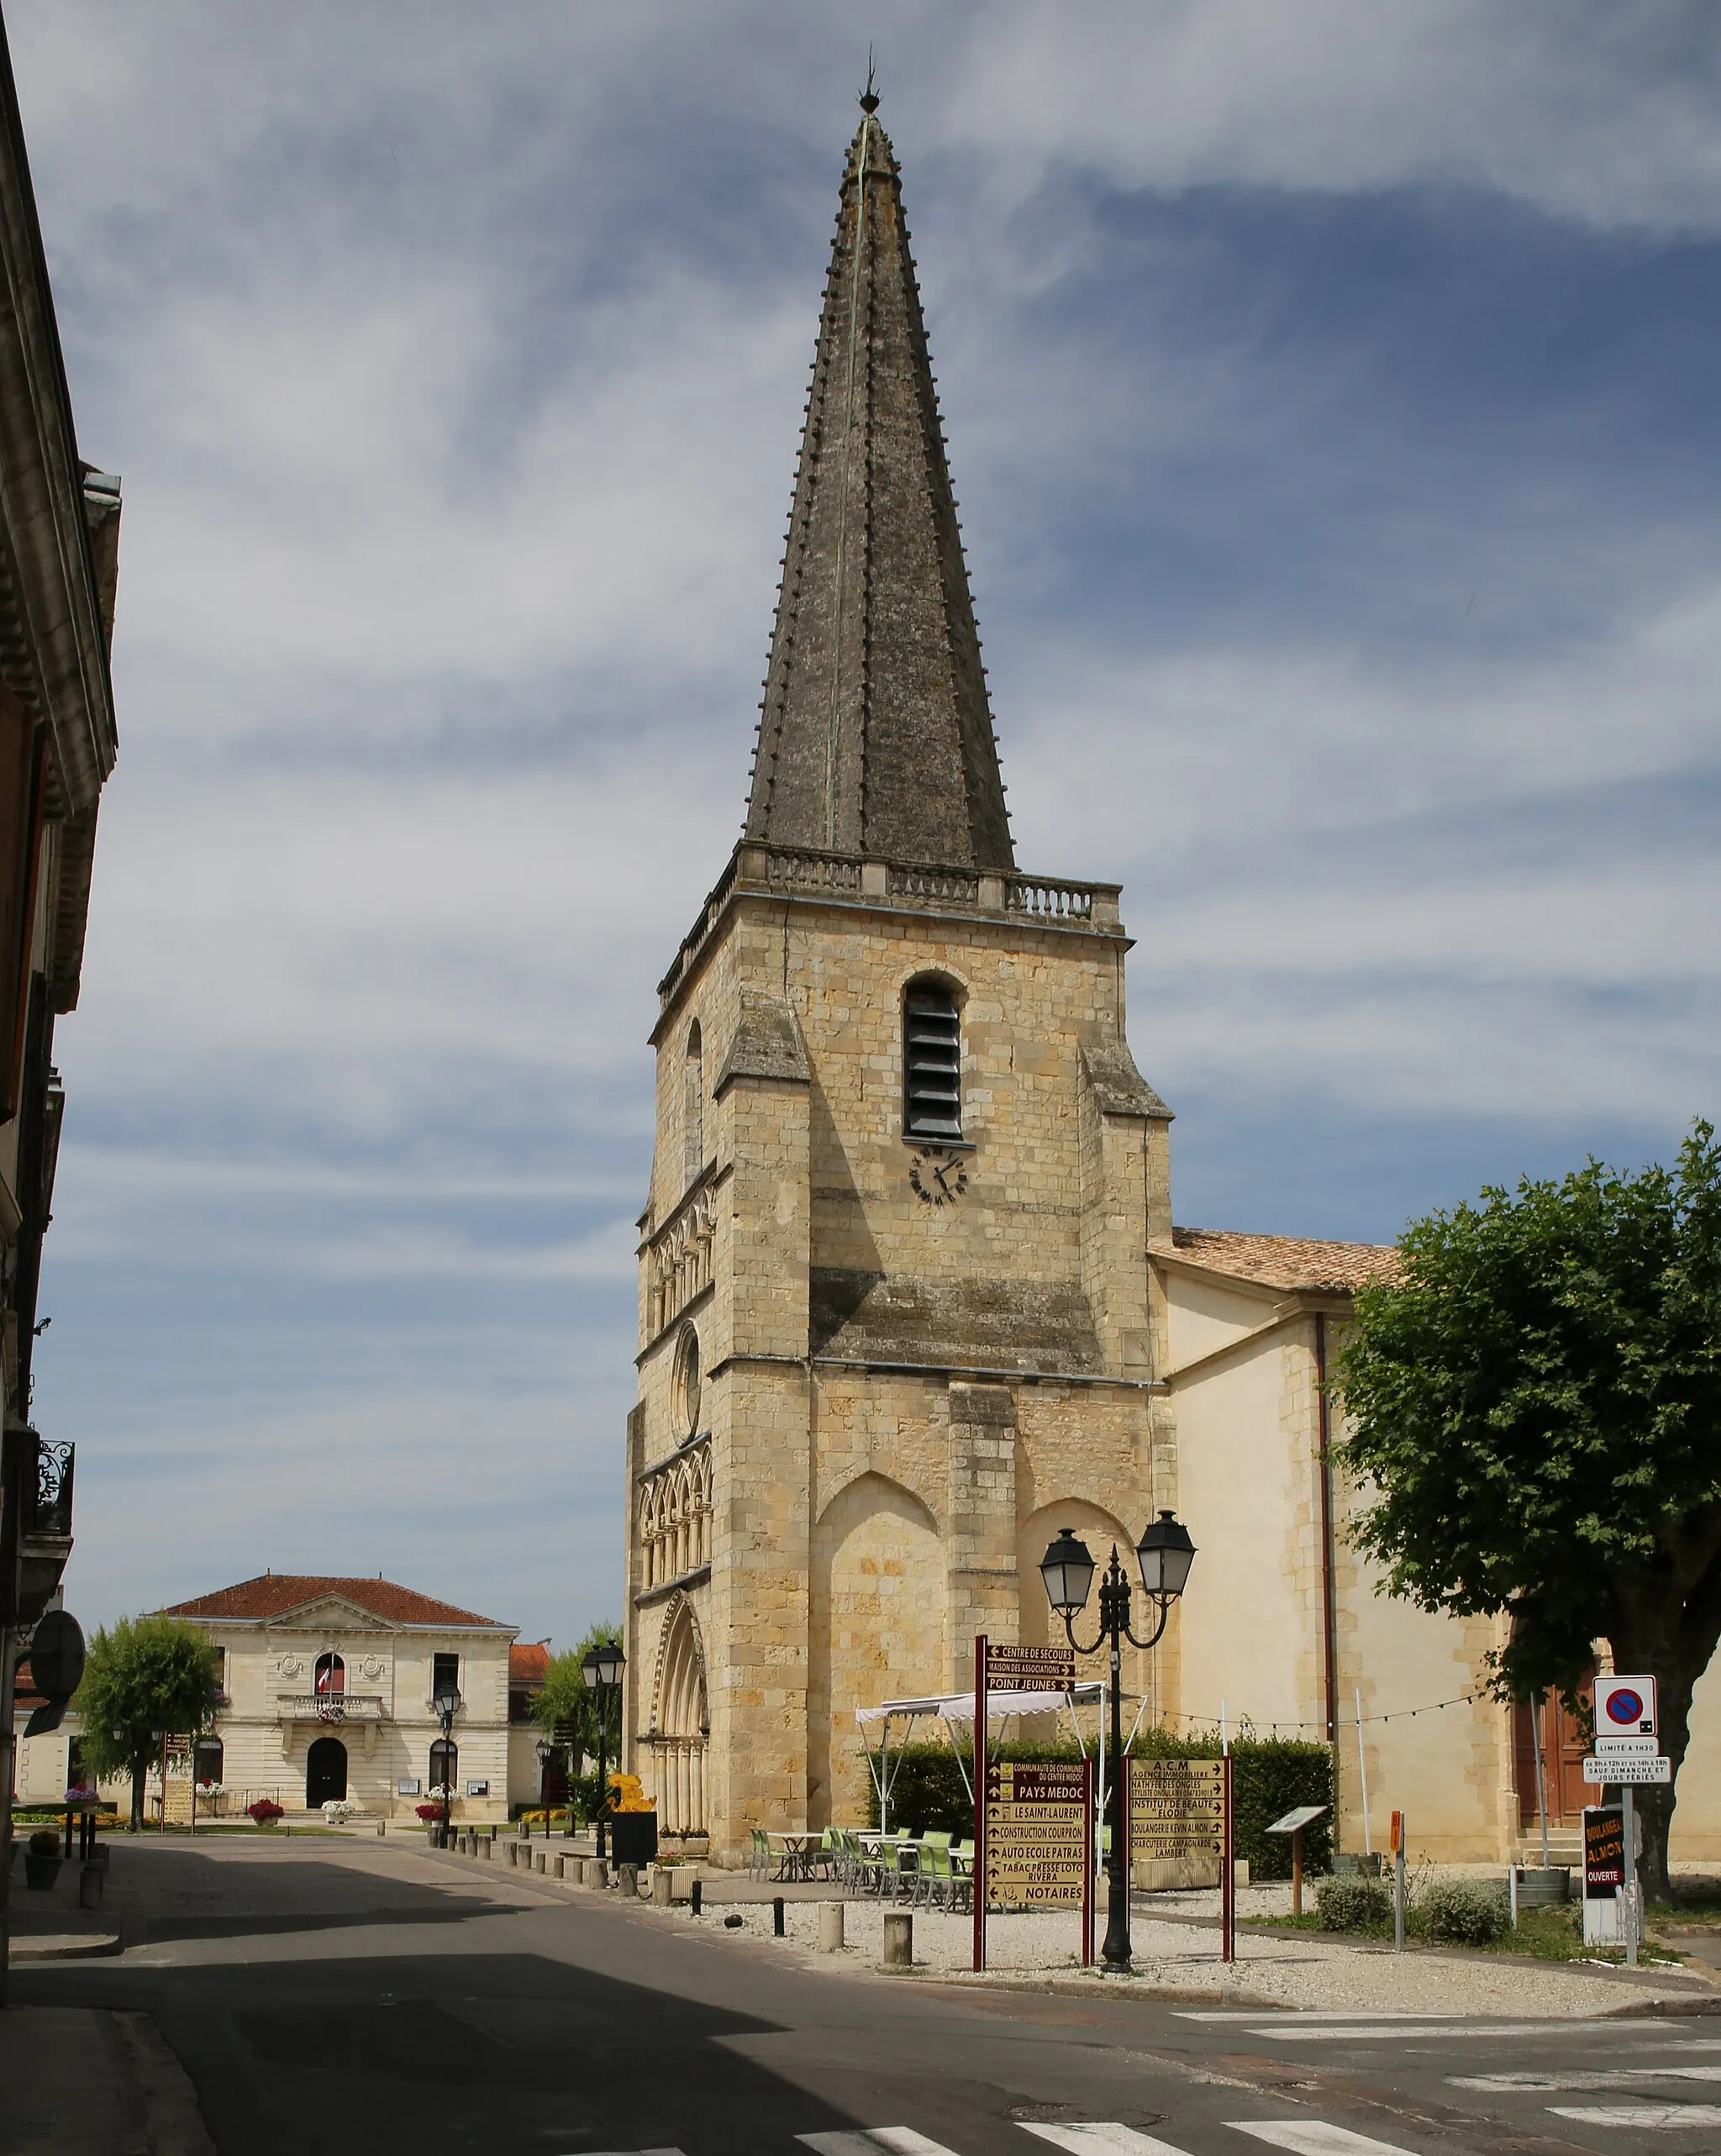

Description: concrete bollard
[818,1901,844,1953]
[652,1866,672,1907]
[882,1911,913,1968]
[583,1858,608,1890]
[553,1854,566,1880]
[617,1862,639,1899]
[535,1851,546,1874]
[77,1864,104,1910]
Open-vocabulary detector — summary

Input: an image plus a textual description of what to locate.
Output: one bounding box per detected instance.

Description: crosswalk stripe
[1243,2020,1662,2043]
[1228,2124,1418,2155]
[799,2132,966,2156]
[1019,2125,1195,2156]
[1451,2068,1721,2091]
[1550,2106,1721,2129]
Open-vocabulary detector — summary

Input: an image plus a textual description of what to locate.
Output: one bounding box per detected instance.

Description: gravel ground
[632,1881,1715,2017]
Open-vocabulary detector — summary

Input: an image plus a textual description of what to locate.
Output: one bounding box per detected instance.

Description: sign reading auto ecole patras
[983,1761,1090,1908]
[1128,1758,1224,1860]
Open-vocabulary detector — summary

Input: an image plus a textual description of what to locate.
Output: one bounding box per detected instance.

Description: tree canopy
[530,1622,623,1770]
[1338,1122,1721,1898]
[73,1614,223,1827]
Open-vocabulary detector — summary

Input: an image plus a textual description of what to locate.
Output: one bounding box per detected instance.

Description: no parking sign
[1595,1675,1657,1743]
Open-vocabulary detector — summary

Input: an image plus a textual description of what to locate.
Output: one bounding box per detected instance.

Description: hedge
[863,1730,1333,1880]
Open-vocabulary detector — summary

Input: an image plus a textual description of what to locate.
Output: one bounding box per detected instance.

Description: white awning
[855,1682,1106,1727]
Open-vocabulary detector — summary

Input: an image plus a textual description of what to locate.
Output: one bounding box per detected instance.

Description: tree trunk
[1610,1564,1721,1904]
[130,1748,148,1833]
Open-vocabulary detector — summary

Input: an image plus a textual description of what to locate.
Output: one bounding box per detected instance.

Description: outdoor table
[766,1831,821,1881]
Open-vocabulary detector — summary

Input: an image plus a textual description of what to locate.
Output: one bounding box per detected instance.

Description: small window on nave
[903,981,961,1142]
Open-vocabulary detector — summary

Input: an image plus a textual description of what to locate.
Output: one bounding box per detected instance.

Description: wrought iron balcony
[275,1693,386,1725]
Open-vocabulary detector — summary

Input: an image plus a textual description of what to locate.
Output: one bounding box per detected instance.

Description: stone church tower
[623,102,1183,1856]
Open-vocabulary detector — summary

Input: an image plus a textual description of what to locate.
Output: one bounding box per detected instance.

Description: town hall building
[621,101,1721,1869]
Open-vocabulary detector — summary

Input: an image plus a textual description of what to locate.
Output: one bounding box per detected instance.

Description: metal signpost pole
[1221,1753,1235,1964]
[972,1634,986,1973]
[1082,1756,1095,1969]
[1392,1812,1407,1953]
[1622,1785,1638,1969]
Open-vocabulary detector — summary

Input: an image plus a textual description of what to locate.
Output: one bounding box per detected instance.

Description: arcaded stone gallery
[620,106,1721,1868]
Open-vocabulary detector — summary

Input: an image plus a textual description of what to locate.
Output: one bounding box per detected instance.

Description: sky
[9,2,1718,1645]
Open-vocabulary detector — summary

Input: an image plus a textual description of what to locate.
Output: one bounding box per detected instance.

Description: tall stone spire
[744,101,1014,871]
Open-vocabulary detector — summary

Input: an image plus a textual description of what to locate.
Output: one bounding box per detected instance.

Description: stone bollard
[818,1901,844,1953]
[481,1837,492,1859]
[553,1854,566,1880]
[535,1851,546,1874]
[377,1821,387,1838]
[652,1866,672,1907]
[617,1862,639,1899]
[77,1864,104,1910]
[583,1859,608,1890]
[882,1911,913,1969]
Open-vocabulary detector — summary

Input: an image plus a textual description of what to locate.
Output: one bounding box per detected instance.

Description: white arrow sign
[1583,1754,1671,1785]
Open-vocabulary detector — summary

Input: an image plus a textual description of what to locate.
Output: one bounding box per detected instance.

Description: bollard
[553,1854,566,1880]
[535,1851,546,1874]
[652,1866,673,1907]
[772,1896,785,1938]
[617,1862,639,1898]
[882,1911,913,1968]
[583,1858,608,1890]
[376,1821,387,1838]
[481,1837,492,1859]
[691,1879,703,1916]
[818,1901,844,1953]
[77,1865,104,1910]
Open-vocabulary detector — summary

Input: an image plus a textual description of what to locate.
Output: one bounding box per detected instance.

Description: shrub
[28,1827,60,1856]
[1316,1875,1392,1933]
[1418,1876,1508,1945]
[247,1798,284,1825]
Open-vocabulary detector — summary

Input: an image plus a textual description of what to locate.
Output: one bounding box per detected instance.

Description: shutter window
[903,986,961,1140]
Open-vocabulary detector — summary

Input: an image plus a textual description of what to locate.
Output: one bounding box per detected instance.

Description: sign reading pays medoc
[983,1761,1090,1908]
[1128,1758,1225,1860]
[1595,1675,1657,1746]
[982,1643,1076,1693]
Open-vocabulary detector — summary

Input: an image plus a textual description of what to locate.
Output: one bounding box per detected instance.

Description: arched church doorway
[649,1596,708,1834]
[1514,1670,1596,1829]
[306,1736,347,1806]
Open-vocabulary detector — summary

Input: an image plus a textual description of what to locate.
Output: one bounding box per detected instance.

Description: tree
[530,1622,623,1782]
[73,1616,222,1831]
[1337,1122,1721,1901]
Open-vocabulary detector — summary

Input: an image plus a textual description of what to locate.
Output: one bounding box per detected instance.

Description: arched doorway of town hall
[306,1736,347,1806]
[650,1596,708,1834]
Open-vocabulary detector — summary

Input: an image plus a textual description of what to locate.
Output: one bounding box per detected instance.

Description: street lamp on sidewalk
[581,1639,624,1861]
[1039,1510,1196,1972]
[432,1674,461,1848]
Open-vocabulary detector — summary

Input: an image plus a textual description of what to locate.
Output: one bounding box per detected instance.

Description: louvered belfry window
[903,983,962,1141]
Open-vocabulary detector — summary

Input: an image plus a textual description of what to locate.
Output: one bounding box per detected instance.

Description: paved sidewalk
[0,2006,213,2153]
[8,1849,123,1960]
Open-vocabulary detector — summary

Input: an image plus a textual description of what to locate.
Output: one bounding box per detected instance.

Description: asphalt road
[17,1836,1720,2156]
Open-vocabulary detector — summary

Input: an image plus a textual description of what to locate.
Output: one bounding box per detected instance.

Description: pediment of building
[261,1596,395,1634]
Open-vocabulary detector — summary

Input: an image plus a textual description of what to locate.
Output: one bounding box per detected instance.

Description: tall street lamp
[1039,1510,1196,1972]
[581,1639,624,1862]
[432,1674,461,1848]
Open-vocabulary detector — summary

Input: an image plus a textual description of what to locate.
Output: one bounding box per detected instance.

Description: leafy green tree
[73,1616,222,1831]
[1337,1123,1721,1900]
[530,1622,623,1788]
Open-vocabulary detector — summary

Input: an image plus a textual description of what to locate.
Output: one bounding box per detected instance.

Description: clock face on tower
[908,1145,968,1207]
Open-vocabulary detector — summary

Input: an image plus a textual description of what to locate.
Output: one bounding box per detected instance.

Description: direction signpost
[1124,1755,1235,1961]
[971,1637,1083,1971]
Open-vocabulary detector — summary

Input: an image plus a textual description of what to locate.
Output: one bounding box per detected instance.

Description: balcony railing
[276,1693,386,1724]
[657,844,1122,1011]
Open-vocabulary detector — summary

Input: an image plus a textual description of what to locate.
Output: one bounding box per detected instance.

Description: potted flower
[24,1827,62,1890]
[247,1798,284,1827]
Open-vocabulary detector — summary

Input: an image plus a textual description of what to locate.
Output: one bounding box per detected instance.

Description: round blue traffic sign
[1607,1688,1645,1724]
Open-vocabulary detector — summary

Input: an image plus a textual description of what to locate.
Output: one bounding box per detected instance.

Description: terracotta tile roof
[1156,1226,1401,1296]
[509,1643,550,1688]
[159,1575,510,1629]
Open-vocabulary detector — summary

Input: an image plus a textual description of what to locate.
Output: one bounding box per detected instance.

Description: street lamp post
[535,1736,553,1821]
[432,1675,461,1848]
[1039,1509,1196,1972]
[581,1640,624,1862]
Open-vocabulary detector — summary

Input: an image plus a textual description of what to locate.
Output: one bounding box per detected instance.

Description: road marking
[1451,2069,1721,2091]
[1173,2011,1457,2024]
[1243,2020,1664,2043]
[1550,2106,1721,2129]
[800,2132,966,2156]
[1019,2126,1196,2156]
[1229,2125,1419,2156]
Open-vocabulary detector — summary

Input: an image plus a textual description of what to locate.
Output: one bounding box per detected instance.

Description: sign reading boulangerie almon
[1129,1758,1224,1861]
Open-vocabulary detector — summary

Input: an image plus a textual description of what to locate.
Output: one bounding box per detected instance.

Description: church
[620,102,1721,1869]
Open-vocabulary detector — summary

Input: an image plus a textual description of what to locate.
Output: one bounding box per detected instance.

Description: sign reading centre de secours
[983,1642,1076,1691]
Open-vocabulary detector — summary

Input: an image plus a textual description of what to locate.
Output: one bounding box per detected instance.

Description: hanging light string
[1150,1692,1482,1738]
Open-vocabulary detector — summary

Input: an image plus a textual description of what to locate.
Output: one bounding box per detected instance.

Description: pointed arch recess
[647,1590,709,1834]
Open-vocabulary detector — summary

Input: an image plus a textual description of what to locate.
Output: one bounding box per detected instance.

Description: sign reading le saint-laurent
[984,1761,1087,1908]
[1129,1758,1225,1859]
[983,1643,1076,1692]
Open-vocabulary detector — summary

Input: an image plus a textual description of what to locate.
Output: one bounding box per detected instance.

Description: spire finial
[859,50,879,115]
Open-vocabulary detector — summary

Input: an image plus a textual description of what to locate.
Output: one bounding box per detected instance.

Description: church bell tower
[623,99,1179,1857]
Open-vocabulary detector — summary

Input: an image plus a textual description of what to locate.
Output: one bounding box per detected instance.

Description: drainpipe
[1315,1313,1340,1835]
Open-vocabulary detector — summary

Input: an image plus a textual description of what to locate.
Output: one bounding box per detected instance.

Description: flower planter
[1514,1865,1571,1907]
[608,1811,658,1867]
[24,1854,62,1890]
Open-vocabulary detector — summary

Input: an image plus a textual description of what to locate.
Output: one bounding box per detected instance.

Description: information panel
[984,1762,1089,1908]
[1128,1758,1224,1861]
